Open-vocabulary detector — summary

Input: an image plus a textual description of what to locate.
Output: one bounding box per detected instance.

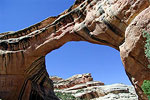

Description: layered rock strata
[51,74,138,100]
[0,0,150,99]
[50,73,100,89]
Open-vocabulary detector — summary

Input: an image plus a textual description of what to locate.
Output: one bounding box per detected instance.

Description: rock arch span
[0,0,150,99]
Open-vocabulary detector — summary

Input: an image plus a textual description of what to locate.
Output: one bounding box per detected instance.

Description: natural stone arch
[0,0,150,100]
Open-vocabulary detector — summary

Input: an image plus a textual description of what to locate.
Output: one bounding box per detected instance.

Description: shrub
[141,80,150,99]
[76,89,84,93]
[142,30,150,99]
[142,31,150,69]
[148,96,150,100]
[143,31,150,59]
[55,92,84,100]
[55,91,88,100]
[55,92,76,100]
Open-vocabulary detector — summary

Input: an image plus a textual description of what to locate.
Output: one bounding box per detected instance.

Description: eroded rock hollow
[0,0,150,99]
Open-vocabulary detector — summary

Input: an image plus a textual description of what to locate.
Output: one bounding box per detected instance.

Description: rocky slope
[0,0,150,99]
[50,73,138,100]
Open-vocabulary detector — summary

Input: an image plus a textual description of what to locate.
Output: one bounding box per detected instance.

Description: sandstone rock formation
[50,73,104,90]
[0,0,150,99]
[52,74,138,100]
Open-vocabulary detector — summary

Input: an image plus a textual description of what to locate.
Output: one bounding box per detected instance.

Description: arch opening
[46,41,131,85]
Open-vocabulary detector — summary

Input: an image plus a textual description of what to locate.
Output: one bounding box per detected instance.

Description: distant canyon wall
[51,73,138,100]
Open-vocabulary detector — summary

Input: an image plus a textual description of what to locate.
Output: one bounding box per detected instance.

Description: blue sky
[0,0,131,85]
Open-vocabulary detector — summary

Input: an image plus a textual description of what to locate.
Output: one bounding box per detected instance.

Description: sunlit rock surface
[51,74,138,100]
[50,73,102,89]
